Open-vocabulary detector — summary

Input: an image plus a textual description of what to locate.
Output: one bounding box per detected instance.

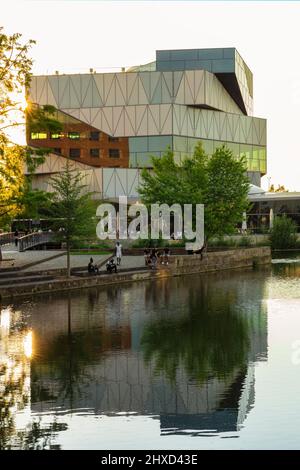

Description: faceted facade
[27,48,267,195]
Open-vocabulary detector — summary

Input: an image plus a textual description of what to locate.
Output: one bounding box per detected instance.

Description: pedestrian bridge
[17,232,56,252]
[0,231,56,252]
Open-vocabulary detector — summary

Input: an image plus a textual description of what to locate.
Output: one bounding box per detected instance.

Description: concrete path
[0,245,63,269]
[0,244,145,273]
[22,253,109,272]
[22,254,145,272]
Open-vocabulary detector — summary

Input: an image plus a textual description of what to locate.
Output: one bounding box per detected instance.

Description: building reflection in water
[0,268,268,447]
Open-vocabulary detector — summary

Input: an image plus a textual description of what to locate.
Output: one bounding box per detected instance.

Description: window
[51,132,63,139]
[90,131,100,141]
[68,132,80,140]
[108,136,119,142]
[31,132,47,140]
[69,148,81,158]
[109,149,120,159]
[54,148,61,154]
[90,148,100,157]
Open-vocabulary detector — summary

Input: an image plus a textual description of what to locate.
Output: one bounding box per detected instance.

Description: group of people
[87,241,123,275]
[87,257,99,274]
[143,247,170,269]
[87,243,171,274]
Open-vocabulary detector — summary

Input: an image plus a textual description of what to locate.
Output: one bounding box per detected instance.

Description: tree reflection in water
[141,285,250,384]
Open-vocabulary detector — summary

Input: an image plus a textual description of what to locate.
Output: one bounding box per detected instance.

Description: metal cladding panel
[172,105,266,145]
[102,168,141,199]
[30,68,245,115]
[156,48,253,115]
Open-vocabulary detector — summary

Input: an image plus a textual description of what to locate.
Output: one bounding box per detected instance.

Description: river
[1,256,300,449]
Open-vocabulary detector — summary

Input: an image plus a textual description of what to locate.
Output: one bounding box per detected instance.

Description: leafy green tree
[49,161,96,277]
[138,143,249,242]
[270,215,297,250]
[204,146,250,238]
[0,26,62,259]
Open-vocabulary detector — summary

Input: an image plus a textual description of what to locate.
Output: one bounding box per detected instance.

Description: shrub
[209,237,237,248]
[237,236,252,247]
[132,237,166,248]
[270,215,297,249]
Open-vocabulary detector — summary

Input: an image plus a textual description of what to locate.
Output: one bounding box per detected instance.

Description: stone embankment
[0,247,271,299]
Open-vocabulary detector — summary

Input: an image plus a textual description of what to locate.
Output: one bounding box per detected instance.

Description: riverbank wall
[0,247,271,299]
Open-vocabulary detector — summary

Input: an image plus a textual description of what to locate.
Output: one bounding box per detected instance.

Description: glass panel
[31,132,47,139]
[90,148,100,157]
[201,139,214,155]
[173,136,187,152]
[109,149,120,158]
[50,132,63,139]
[68,132,80,140]
[69,148,80,158]
[90,131,100,141]
[148,136,172,152]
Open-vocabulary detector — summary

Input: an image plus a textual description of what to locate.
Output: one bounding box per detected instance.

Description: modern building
[248,186,300,231]
[27,48,267,199]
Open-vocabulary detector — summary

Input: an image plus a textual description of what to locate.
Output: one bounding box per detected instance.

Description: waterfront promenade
[0,245,271,300]
[0,244,145,272]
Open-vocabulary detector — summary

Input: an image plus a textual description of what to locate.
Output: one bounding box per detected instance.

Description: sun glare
[23,330,33,359]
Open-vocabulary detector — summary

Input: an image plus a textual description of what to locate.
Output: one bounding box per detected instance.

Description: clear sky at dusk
[2,0,300,190]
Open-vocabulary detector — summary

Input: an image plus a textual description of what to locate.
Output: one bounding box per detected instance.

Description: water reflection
[0,269,268,449]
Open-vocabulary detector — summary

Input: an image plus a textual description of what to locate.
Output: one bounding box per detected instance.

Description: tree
[0,27,34,260]
[270,215,297,249]
[269,184,288,193]
[49,161,96,277]
[0,26,62,260]
[204,146,250,238]
[138,143,250,242]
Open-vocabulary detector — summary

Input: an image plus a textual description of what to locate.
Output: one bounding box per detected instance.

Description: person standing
[150,248,157,269]
[115,241,122,266]
[162,247,170,265]
[144,248,150,266]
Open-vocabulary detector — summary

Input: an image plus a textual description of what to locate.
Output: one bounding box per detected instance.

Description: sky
[2,0,300,190]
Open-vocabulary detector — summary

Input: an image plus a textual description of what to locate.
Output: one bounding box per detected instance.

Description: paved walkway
[23,254,145,272]
[0,245,63,269]
[0,244,145,273]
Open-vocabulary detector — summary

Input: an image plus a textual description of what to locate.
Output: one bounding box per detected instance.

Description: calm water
[1,258,300,450]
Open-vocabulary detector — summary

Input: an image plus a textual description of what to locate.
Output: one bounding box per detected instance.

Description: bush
[270,216,297,249]
[237,236,252,247]
[132,237,166,248]
[209,237,237,248]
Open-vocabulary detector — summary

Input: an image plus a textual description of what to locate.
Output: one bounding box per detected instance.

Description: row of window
[54,148,120,159]
[30,131,119,142]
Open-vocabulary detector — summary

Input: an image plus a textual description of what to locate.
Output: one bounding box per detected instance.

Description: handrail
[0,232,25,246]
[18,231,55,252]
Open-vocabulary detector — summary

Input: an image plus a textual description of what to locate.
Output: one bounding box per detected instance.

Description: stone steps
[0,274,54,287]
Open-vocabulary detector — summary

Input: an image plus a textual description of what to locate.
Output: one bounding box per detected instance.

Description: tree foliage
[270,215,297,250]
[138,143,250,241]
[0,27,62,260]
[0,26,34,221]
[49,161,96,276]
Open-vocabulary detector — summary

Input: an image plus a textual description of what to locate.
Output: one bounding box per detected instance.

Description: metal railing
[0,232,19,246]
[18,232,55,252]
[0,232,14,245]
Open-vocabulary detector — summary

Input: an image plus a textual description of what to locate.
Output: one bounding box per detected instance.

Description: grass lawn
[70,251,112,256]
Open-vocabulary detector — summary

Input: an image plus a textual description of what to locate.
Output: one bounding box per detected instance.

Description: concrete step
[73,265,154,277]
[0,275,54,287]
[0,270,41,279]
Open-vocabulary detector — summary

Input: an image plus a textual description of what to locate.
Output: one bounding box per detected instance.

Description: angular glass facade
[128,134,266,176]
[28,47,267,188]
